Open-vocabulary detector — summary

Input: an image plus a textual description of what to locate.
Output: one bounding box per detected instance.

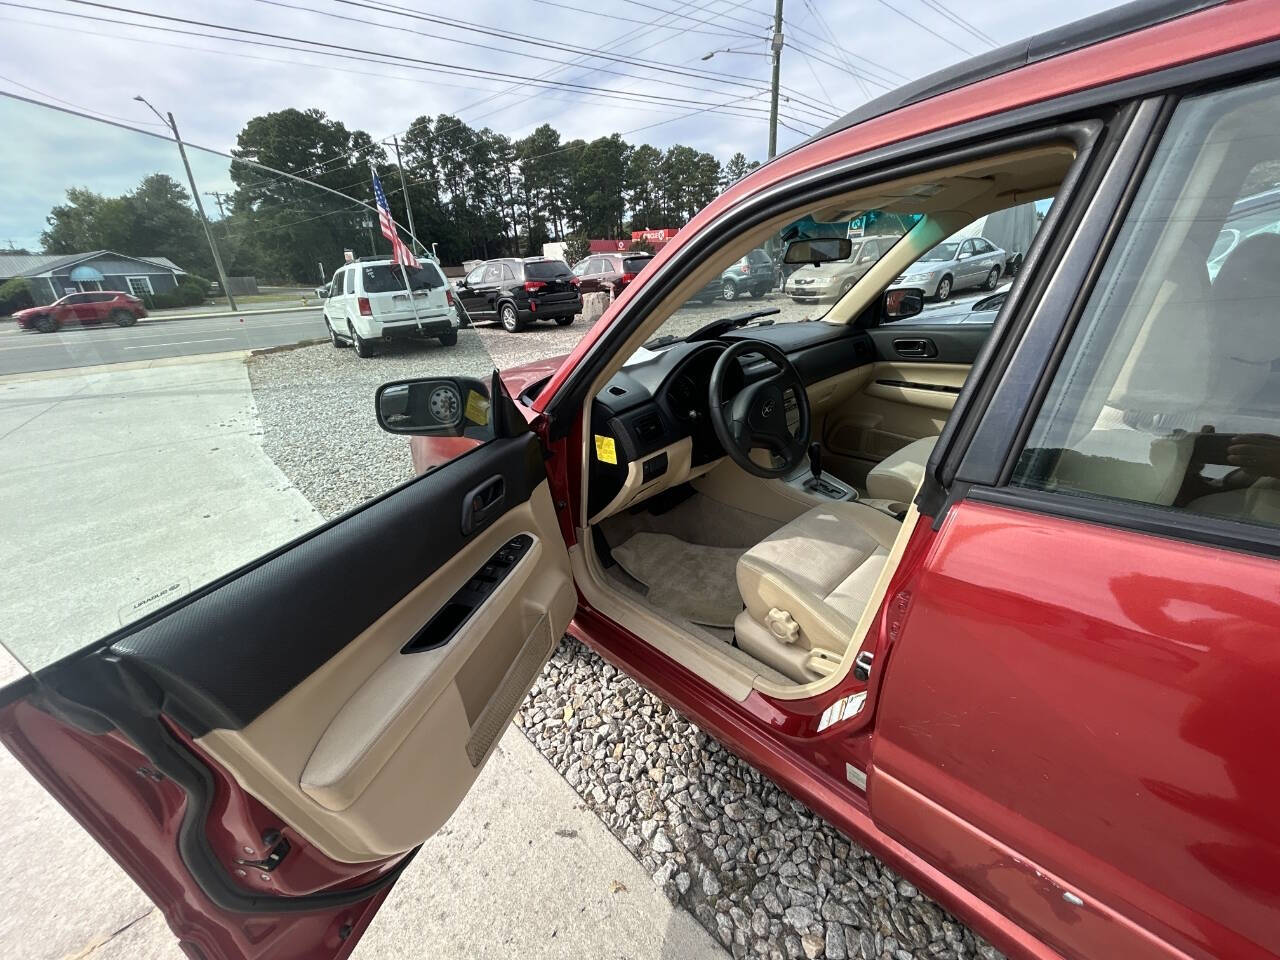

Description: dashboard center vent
[633,412,663,445]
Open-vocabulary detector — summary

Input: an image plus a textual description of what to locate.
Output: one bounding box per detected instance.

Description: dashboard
[587,320,876,520]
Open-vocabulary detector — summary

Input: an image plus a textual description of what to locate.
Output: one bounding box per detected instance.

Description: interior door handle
[461,476,505,536]
[893,338,937,359]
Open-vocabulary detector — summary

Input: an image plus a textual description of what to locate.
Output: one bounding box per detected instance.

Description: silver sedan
[890,236,1006,301]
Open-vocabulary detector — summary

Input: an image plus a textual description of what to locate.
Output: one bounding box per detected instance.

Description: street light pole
[768,0,784,159]
[134,96,237,311]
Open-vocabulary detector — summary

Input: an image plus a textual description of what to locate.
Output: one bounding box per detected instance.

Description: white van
[322,258,460,357]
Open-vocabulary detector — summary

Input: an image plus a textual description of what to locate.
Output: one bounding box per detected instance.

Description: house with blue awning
[0,250,187,305]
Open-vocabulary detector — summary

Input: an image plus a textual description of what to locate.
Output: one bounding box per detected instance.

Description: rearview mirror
[375,377,491,435]
[783,237,852,265]
[883,287,925,321]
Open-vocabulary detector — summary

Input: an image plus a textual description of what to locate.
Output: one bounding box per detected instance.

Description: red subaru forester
[4,3,1280,960]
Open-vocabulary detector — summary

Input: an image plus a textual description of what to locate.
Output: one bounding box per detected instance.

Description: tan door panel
[823,362,968,486]
[199,482,575,864]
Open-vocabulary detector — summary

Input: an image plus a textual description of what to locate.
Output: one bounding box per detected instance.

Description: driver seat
[734,501,901,682]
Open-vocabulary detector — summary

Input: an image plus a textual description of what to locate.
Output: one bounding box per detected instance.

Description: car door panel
[821,325,991,485]
[0,428,575,957]
[870,502,1280,960]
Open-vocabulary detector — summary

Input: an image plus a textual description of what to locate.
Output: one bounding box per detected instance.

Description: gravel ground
[246,304,1001,960]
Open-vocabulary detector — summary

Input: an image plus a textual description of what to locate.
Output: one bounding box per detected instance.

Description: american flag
[371,171,420,269]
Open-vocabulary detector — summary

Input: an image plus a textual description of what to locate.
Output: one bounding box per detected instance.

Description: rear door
[0,363,575,957]
[872,81,1280,960]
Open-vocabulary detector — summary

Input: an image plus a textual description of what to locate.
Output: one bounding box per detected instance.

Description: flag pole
[373,163,424,335]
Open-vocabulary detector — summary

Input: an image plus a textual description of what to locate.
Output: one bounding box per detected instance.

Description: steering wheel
[708,339,811,478]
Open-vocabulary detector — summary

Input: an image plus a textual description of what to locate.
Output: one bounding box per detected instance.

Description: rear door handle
[461,476,505,536]
[893,337,937,359]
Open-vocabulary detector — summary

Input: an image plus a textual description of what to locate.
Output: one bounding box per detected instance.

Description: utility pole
[389,136,422,256]
[204,190,231,220]
[767,0,784,159]
[134,96,237,311]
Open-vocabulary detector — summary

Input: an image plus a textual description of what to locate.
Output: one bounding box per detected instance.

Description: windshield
[361,263,444,293]
[525,260,570,279]
[919,242,960,261]
[637,207,921,346]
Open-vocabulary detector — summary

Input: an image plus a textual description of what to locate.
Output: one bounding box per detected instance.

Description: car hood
[11,305,45,319]
[788,262,854,280]
[501,353,570,405]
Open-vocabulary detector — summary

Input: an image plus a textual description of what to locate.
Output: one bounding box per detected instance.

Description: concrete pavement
[0,307,328,376]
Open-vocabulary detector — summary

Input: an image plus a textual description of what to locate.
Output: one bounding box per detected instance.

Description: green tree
[229,108,384,282]
[569,135,629,238]
[41,174,212,276]
[624,144,665,230]
[720,152,759,189]
[562,232,590,265]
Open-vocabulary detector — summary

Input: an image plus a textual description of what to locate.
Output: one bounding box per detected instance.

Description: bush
[629,238,655,255]
[144,275,210,310]
[0,276,34,316]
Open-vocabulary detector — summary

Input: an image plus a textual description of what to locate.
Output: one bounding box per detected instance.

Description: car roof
[804,0,1222,147]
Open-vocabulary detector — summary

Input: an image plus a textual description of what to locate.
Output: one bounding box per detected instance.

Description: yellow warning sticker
[594,434,618,465]
[465,390,490,426]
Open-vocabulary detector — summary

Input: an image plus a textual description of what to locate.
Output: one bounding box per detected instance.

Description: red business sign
[631,228,679,242]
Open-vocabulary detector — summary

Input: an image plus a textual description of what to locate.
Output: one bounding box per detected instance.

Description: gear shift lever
[808,442,823,483]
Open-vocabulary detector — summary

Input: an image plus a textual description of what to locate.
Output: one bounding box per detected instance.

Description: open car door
[0,373,575,960]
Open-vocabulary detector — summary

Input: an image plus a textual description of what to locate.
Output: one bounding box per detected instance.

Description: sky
[0,0,1122,251]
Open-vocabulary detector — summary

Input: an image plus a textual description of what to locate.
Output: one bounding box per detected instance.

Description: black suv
[455,257,582,332]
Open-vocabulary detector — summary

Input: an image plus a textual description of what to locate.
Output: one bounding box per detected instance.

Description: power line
[6,1,820,125]
[801,0,866,100]
[870,0,976,57]
[915,0,998,48]
[783,17,910,83]
[463,0,837,130]
[0,70,167,126]
[527,0,745,40]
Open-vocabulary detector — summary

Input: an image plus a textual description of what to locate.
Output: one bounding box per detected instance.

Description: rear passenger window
[1013,77,1280,530]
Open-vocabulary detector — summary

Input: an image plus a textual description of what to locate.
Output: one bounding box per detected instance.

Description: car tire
[721,279,738,301]
[110,309,137,327]
[350,325,374,358]
[437,329,458,347]
[934,275,953,301]
[554,315,574,327]
[749,285,765,299]
[983,267,1000,291]
[327,319,348,348]
[500,302,524,333]
[34,314,58,334]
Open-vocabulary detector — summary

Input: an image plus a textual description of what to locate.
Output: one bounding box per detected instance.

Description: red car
[570,251,654,297]
[4,4,1280,960]
[13,290,147,332]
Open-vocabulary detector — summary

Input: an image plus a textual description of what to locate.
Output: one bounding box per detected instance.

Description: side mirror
[375,377,491,435]
[883,287,925,322]
[783,237,852,266]
[956,250,972,260]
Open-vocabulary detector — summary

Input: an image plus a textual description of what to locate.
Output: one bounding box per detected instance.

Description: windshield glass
[622,257,652,273]
[525,260,570,279]
[360,263,443,293]
[919,242,960,261]
[638,207,921,345]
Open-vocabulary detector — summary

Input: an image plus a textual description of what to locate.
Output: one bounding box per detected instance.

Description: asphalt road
[0,308,328,376]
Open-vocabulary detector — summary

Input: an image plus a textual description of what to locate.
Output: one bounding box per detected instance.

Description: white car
[322,258,461,357]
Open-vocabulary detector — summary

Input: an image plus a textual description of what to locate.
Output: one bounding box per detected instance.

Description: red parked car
[4,4,1280,960]
[570,251,654,297]
[13,290,147,332]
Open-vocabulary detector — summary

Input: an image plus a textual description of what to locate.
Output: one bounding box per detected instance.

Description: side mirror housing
[956,250,972,260]
[375,377,491,435]
[783,237,852,266]
[882,287,925,322]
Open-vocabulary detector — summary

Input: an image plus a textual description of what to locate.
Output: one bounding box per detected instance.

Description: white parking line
[123,338,237,350]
